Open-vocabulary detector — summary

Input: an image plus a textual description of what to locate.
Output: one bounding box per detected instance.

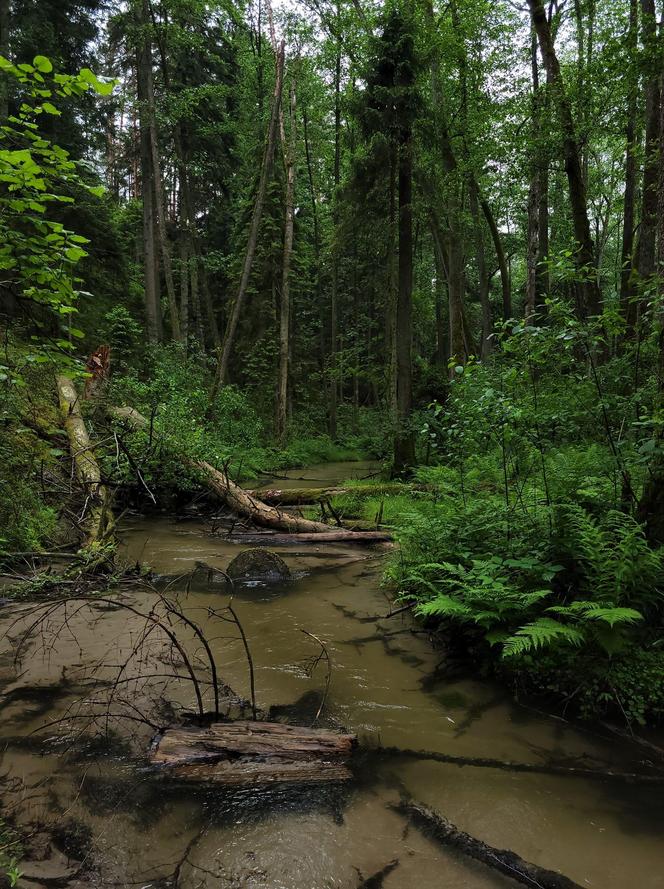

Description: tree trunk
[57,376,114,549]
[139,0,181,342]
[392,133,416,477]
[621,0,639,328]
[479,196,512,320]
[526,28,542,323]
[329,35,341,440]
[210,42,285,398]
[526,174,540,323]
[179,231,189,343]
[637,0,661,284]
[527,0,601,318]
[469,178,492,354]
[135,6,161,344]
[277,80,297,444]
[149,119,180,341]
[0,0,10,120]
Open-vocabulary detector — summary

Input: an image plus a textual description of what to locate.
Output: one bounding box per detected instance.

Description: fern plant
[502,603,643,658]
[554,506,664,610]
[406,555,559,639]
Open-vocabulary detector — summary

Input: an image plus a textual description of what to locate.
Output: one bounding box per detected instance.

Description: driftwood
[375,745,664,785]
[246,484,436,505]
[56,375,114,548]
[397,801,584,889]
[150,720,357,785]
[110,405,391,541]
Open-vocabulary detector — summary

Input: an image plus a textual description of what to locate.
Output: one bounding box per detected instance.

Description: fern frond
[415,596,471,618]
[502,618,585,658]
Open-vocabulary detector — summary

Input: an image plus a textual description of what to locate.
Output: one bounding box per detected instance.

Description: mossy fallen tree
[397,801,584,889]
[245,484,437,506]
[110,406,392,541]
[56,375,115,550]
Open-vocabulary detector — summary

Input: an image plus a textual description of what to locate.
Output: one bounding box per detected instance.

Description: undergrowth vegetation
[380,313,664,726]
[107,343,373,495]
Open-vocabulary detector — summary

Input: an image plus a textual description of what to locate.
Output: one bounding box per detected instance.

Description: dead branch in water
[373,745,664,785]
[300,630,332,724]
[225,599,257,720]
[396,800,584,889]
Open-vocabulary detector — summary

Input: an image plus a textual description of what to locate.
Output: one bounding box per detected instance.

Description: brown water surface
[1,464,663,888]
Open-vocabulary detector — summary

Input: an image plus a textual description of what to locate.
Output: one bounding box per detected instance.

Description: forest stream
[1,463,663,889]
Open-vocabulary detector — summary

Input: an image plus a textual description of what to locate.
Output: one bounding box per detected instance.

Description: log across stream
[0,466,663,888]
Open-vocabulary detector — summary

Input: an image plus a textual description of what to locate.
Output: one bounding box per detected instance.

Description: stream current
[0,462,663,888]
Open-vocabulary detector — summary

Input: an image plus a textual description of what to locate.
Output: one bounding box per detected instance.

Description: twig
[300,629,332,724]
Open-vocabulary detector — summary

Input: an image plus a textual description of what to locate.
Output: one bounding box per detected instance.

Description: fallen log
[396,801,584,889]
[56,375,114,548]
[374,745,664,784]
[246,484,436,506]
[110,406,386,537]
[149,720,357,785]
[220,530,393,545]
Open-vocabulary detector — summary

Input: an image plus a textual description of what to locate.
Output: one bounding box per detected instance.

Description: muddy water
[1,466,663,888]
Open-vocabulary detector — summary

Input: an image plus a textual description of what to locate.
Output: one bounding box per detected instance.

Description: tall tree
[211,40,285,397]
[528,0,601,319]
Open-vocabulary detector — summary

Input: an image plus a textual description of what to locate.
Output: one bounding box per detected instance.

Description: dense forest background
[2,0,664,726]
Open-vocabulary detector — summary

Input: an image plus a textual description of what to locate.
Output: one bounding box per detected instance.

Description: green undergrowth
[383,440,664,726]
[0,346,63,555]
[108,344,372,499]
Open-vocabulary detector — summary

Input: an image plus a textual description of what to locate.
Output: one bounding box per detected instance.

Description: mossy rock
[226,548,291,582]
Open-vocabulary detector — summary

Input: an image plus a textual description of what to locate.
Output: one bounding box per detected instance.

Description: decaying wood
[57,375,114,548]
[150,720,357,785]
[110,405,391,540]
[397,801,584,889]
[221,530,393,545]
[245,484,435,505]
[374,745,664,785]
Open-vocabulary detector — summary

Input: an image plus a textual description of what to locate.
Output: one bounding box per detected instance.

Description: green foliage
[0,401,57,555]
[0,818,21,887]
[0,54,113,372]
[388,349,664,724]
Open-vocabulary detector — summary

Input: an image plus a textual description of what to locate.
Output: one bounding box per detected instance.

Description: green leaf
[40,102,60,116]
[33,55,53,74]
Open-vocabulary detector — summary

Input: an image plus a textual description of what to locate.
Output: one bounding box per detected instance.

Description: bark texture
[150,720,356,785]
[57,376,114,547]
[211,41,285,396]
[398,801,584,889]
[528,0,601,318]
